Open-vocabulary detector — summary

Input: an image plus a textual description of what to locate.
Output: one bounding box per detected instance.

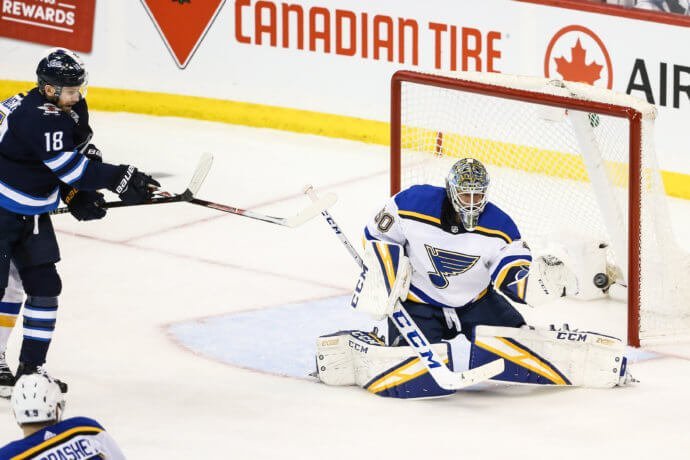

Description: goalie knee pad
[469,325,633,388]
[315,330,454,398]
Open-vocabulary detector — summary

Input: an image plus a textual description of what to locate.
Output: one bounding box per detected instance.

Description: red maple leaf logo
[554,38,602,85]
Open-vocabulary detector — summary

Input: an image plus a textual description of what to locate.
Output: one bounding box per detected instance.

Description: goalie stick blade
[435,358,505,390]
[187,152,213,196]
[283,192,338,228]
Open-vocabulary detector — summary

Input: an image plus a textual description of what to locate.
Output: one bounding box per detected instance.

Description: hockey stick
[187,191,337,228]
[304,185,505,390]
[50,153,213,215]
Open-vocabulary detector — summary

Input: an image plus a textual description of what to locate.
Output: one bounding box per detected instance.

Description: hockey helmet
[36,48,88,97]
[11,374,65,425]
[445,158,490,231]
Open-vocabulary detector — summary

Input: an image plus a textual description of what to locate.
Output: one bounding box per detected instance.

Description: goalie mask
[445,158,489,231]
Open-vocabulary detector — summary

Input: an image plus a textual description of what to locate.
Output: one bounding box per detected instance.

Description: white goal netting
[394,71,690,345]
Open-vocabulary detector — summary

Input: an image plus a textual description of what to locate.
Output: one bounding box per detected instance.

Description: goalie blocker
[315,325,635,398]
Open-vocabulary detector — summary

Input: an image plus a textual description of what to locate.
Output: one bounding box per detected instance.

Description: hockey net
[390,70,690,347]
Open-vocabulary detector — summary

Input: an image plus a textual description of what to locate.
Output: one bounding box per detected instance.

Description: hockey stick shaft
[304,186,504,390]
[188,190,337,228]
[50,153,213,215]
[50,190,192,215]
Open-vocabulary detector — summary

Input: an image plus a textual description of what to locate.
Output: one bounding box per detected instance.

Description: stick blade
[441,358,505,390]
[284,192,338,228]
[188,153,214,196]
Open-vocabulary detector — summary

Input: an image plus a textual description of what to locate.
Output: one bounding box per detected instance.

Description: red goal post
[390,70,689,347]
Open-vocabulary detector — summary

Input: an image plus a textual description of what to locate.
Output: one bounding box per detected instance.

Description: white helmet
[11,374,65,425]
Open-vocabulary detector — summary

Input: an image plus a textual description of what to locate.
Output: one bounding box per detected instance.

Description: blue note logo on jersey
[425,244,480,288]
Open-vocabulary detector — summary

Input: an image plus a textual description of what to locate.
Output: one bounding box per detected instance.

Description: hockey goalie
[314,158,636,399]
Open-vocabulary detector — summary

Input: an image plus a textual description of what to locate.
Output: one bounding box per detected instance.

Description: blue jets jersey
[0,88,121,215]
[0,416,126,459]
[365,185,532,307]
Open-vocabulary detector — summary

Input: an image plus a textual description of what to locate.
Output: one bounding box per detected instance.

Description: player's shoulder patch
[394,185,445,224]
[474,202,521,243]
[1,94,24,112]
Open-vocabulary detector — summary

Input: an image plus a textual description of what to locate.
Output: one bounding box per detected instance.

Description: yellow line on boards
[1,79,688,200]
[0,80,389,146]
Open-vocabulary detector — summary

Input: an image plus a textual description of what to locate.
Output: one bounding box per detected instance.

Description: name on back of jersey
[34,434,99,460]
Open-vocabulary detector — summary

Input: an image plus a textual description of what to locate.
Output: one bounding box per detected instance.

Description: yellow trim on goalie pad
[474,336,568,385]
[365,356,449,394]
[0,314,17,328]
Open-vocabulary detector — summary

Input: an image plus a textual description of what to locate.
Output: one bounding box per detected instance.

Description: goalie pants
[387,287,526,345]
[0,208,62,366]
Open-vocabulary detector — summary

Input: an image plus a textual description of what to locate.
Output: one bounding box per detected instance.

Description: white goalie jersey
[364,185,532,308]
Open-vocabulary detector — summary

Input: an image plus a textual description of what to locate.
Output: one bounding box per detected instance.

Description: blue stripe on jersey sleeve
[44,149,77,171]
[58,155,90,185]
[393,185,445,218]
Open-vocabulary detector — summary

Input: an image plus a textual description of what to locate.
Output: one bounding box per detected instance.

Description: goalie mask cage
[390,70,690,347]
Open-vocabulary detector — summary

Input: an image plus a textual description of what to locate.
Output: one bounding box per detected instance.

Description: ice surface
[1,112,689,459]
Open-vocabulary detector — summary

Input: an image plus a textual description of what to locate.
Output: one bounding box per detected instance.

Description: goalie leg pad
[315,330,454,398]
[470,326,630,388]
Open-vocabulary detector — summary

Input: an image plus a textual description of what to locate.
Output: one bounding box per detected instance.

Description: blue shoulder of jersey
[55,416,105,431]
[19,89,73,130]
[476,202,521,243]
[394,184,445,219]
[0,416,105,457]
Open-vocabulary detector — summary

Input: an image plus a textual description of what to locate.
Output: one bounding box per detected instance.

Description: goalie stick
[50,153,213,215]
[188,191,337,228]
[304,185,505,390]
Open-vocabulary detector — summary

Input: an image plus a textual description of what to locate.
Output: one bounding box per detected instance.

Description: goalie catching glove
[350,240,412,320]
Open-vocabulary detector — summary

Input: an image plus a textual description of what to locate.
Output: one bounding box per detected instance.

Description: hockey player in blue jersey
[0,48,160,391]
[0,373,126,459]
[315,158,635,397]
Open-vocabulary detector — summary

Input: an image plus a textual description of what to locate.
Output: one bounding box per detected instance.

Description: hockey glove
[81,144,102,162]
[63,189,106,221]
[112,165,161,204]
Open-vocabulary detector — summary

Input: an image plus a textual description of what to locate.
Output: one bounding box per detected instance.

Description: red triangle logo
[141,0,226,69]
